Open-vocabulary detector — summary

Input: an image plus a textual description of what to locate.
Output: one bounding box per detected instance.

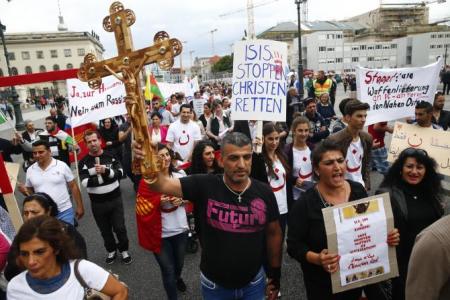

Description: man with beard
[432,92,450,130]
[303,98,329,147]
[414,101,442,129]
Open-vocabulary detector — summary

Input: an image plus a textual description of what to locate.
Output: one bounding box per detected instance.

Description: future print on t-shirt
[206,198,267,233]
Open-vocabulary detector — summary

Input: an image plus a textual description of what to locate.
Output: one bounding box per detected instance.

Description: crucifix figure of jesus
[77,1,182,182]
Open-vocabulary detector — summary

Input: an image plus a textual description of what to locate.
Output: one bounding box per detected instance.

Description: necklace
[316,187,332,208]
[222,176,251,203]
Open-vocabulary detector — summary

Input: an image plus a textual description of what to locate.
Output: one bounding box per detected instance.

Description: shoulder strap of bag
[73,259,90,289]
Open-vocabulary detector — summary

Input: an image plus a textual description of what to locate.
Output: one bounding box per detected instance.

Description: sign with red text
[388,122,450,176]
[231,40,289,121]
[67,76,127,127]
[356,58,442,126]
[323,193,398,293]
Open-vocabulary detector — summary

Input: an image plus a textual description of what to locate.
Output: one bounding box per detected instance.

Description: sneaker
[105,251,117,264]
[121,251,133,265]
[176,278,187,292]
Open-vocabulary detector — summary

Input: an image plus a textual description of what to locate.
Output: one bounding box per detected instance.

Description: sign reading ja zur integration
[231,40,288,121]
[388,122,450,176]
[67,76,127,127]
[356,58,442,126]
[323,194,398,293]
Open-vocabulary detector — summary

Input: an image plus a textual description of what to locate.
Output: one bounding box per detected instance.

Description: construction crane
[380,0,446,7]
[219,0,279,39]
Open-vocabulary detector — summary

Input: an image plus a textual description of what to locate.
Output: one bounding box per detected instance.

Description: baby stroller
[184,202,199,254]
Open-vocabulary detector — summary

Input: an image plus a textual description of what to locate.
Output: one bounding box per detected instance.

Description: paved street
[1,84,448,299]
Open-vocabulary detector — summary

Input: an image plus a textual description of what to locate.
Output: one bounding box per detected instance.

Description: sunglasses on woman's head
[402,148,428,157]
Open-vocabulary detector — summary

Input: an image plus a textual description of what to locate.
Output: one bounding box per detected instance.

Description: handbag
[73,259,111,300]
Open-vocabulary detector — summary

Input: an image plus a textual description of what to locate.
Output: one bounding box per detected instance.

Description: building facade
[0,31,104,100]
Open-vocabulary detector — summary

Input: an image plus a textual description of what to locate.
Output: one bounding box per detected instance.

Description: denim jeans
[201,267,266,300]
[57,207,74,225]
[154,231,188,300]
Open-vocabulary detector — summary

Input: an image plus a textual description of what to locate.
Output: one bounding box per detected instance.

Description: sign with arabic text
[388,122,450,176]
[356,59,442,126]
[323,193,398,293]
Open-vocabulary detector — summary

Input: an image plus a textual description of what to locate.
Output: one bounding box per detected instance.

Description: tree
[211,55,233,73]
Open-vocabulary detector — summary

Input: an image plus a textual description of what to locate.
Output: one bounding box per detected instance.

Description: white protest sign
[231,40,288,121]
[323,194,398,293]
[356,58,442,126]
[192,98,206,118]
[67,76,127,127]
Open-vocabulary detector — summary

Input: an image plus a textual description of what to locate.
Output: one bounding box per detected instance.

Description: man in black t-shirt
[137,132,282,300]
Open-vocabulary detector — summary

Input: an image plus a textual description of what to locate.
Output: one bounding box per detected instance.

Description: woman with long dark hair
[98,117,122,160]
[376,148,444,300]
[251,122,292,236]
[136,143,189,300]
[188,140,222,175]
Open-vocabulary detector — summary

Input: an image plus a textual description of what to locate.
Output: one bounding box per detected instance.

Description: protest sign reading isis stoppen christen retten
[231,40,289,121]
[67,75,127,127]
[356,58,442,126]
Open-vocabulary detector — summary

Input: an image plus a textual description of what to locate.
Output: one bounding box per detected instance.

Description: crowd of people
[0,73,448,300]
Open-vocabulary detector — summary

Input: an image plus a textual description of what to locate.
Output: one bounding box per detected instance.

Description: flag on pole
[144,73,165,103]
[0,110,7,125]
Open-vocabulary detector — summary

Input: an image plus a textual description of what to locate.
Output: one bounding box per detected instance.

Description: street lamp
[0,19,25,130]
[295,0,305,101]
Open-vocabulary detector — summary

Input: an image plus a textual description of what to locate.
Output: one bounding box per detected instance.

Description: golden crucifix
[77,1,182,182]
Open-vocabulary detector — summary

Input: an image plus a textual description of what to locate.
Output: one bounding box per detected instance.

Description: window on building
[327,47,335,52]
[25,66,32,74]
[22,51,30,60]
[327,34,335,39]
[352,57,359,62]
[360,45,366,50]
[7,52,15,61]
[367,57,374,61]
[51,50,58,58]
[430,45,436,49]
[327,59,335,63]
[53,64,60,71]
[319,46,326,52]
[383,45,390,49]
[318,59,327,63]
[437,45,443,48]
[438,34,443,38]
[11,67,18,75]
[64,49,72,57]
[352,46,359,51]
[391,44,397,49]
[39,65,46,73]
[336,57,343,63]
[368,46,374,50]
[36,51,44,59]
[446,34,450,38]
[431,34,436,38]
[406,56,412,64]
[67,63,73,69]
[77,48,85,56]
[375,45,382,49]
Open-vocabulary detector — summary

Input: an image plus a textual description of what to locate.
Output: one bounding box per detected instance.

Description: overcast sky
[1,0,449,67]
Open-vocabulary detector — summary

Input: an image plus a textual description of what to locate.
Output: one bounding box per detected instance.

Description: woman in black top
[376,148,444,300]
[287,140,399,300]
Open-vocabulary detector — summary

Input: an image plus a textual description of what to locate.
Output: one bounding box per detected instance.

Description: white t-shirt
[7,260,109,300]
[151,129,162,144]
[25,158,74,212]
[267,159,288,214]
[166,120,202,161]
[292,147,313,200]
[345,138,365,187]
[171,103,181,120]
[161,171,189,238]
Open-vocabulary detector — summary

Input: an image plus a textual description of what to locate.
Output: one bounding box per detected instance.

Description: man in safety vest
[308,70,334,99]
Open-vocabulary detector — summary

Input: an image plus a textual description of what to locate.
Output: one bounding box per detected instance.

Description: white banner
[67,76,127,127]
[157,76,200,100]
[356,59,442,126]
[231,40,288,121]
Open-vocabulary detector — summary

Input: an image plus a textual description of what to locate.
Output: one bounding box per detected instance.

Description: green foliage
[211,55,233,73]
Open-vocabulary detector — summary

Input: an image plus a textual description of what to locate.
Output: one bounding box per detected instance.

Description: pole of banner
[70,120,81,188]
